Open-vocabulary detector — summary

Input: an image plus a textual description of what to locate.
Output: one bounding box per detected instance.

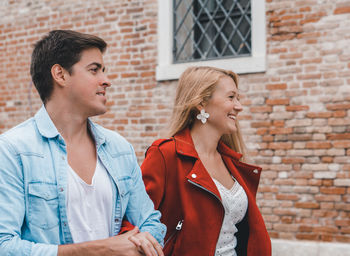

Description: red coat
[141,128,271,256]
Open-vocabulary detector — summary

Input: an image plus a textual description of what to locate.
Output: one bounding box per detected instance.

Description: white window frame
[156,0,266,81]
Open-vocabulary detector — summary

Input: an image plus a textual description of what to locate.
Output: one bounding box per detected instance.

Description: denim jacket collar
[88,120,106,149]
[34,105,106,148]
[34,105,60,139]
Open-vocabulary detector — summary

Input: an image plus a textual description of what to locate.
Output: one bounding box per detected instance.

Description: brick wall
[0,0,349,244]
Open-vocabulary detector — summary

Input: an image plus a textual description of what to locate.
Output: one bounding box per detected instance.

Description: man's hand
[128,230,164,256]
[58,226,145,256]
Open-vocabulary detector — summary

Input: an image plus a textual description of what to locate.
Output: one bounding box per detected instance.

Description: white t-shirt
[66,158,114,243]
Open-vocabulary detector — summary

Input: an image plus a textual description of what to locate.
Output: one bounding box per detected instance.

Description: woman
[141,66,271,255]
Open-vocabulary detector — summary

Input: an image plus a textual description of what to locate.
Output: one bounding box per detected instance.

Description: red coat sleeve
[118,219,135,234]
[141,145,166,209]
[120,144,167,234]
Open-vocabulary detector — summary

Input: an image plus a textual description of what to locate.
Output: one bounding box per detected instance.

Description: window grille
[173,0,251,63]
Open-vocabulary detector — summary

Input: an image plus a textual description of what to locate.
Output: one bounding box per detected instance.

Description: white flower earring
[196,109,210,124]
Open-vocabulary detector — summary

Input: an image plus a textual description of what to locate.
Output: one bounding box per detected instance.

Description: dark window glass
[173,0,251,63]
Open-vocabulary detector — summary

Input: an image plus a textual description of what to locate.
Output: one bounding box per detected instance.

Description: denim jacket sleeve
[124,144,166,246]
[0,137,58,256]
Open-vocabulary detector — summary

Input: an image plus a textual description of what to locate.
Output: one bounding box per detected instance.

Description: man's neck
[45,100,90,144]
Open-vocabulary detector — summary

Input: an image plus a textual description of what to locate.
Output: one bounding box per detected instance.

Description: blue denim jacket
[0,106,166,256]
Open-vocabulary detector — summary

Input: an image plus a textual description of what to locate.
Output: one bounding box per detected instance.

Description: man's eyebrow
[86,62,102,68]
[86,62,106,72]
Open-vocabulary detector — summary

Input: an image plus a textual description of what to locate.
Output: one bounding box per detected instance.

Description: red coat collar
[173,128,262,196]
[173,128,243,161]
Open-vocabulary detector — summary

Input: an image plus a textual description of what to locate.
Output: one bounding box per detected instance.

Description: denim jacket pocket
[116,176,133,216]
[27,182,59,229]
[117,176,133,196]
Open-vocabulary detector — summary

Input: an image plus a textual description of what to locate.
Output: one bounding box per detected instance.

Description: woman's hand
[128,229,164,256]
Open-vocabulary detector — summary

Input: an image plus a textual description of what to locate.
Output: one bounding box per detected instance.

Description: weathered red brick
[250,106,273,113]
[300,58,322,64]
[270,47,287,54]
[282,157,305,164]
[266,99,290,105]
[280,53,303,59]
[321,156,333,163]
[327,133,350,140]
[313,226,338,234]
[299,7,311,12]
[281,14,303,20]
[297,73,322,80]
[269,127,293,135]
[332,141,350,148]
[296,233,319,240]
[286,105,309,111]
[332,111,346,118]
[328,118,350,126]
[306,141,332,149]
[266,83,287,90]
[251,121,272,128]
[121,72,138,78]
[256,128,269,135]
[315,194,341,202]
[334,6,350,14]
[271,34,296,41]
[295,202,320,209]
[118,21,134,26]
[320,187,346,195]
[299,225,313,232]
[300,18,320,25]
[326,103,350,111]
[335,220,350,227]
[273,120,285,127]
[268,142,293,150]
[335,235,350,243]
[276,194,299,201]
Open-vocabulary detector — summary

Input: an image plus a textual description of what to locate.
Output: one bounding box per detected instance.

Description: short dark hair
[30,30,107,103]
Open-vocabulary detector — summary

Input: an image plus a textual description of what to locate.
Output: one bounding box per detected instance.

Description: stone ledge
[272,239,350,256]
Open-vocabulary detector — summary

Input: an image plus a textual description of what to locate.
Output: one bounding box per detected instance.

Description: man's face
[64,47,111,117]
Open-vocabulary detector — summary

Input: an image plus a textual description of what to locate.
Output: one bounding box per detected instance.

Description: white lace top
[213,178,248,256]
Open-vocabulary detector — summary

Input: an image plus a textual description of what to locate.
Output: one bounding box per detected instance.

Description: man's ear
[51,64,68,87]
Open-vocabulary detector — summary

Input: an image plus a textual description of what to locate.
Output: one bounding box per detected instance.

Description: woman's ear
[196,101,207,111]
[51,64,67,87]
[195,103,203,112]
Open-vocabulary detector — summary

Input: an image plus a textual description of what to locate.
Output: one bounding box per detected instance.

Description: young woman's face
[203,76,243,135]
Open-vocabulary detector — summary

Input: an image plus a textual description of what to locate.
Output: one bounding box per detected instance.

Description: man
[0,30,165,256]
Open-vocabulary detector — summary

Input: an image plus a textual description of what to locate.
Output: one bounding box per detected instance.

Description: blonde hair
[167,66,247,160]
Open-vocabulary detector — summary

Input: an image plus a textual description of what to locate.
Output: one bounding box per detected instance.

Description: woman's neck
[190,122,222,158]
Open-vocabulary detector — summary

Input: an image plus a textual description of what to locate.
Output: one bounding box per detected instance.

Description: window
[174,0,252,62]
[157,0,266,81]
